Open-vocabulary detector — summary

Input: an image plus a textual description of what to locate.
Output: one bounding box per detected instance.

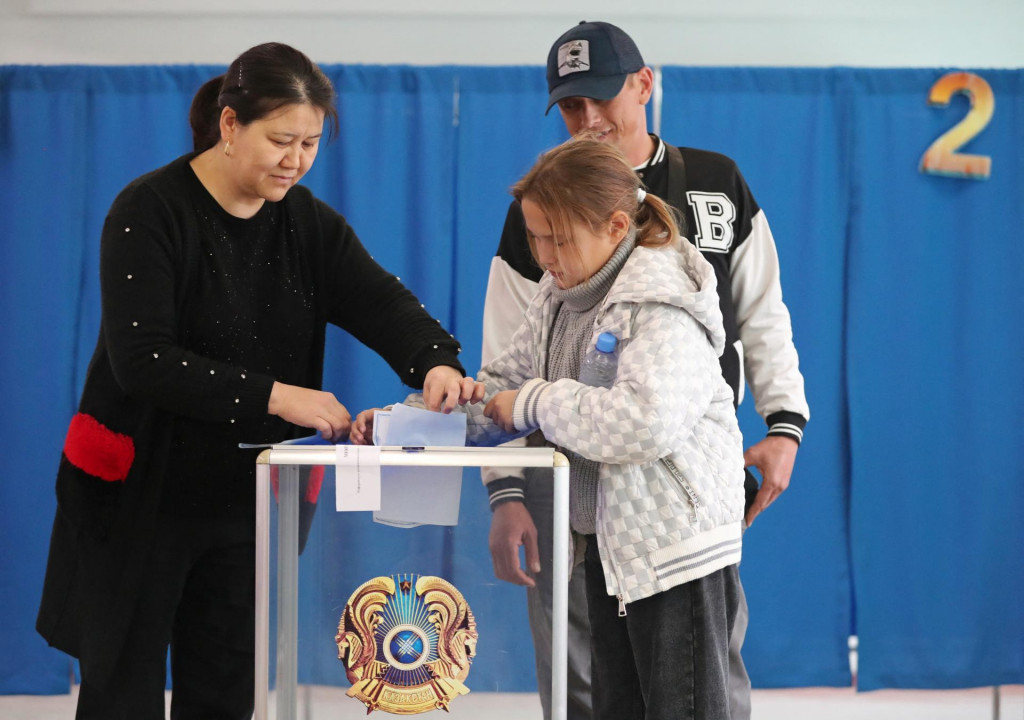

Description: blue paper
[372,403,466,527]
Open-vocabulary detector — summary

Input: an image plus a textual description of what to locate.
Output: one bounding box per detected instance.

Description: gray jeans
[585,535,740,720]
[523,469,751,720]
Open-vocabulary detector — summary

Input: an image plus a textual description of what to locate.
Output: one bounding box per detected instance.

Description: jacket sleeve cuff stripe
[488,488,527,509]
[765,410,807,445]
[767,422,803,444]
[486,475,528,509]
[513,378,549,432]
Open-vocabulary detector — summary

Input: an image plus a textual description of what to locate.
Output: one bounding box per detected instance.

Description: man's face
[555,68,654,166]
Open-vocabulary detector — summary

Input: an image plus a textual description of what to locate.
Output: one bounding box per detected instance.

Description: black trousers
[584,535,740,720]
[76,514,256,720]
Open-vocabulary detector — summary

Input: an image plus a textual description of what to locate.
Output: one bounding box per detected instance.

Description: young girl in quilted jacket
[355,134,746,719]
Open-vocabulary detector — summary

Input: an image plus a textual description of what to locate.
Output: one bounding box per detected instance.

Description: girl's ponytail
[634,191,682,249]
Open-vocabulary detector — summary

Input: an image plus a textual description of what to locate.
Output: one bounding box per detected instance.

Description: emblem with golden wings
[336,574,478,714]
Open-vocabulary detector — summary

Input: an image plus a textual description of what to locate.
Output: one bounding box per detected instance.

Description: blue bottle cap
[595,332,617,353]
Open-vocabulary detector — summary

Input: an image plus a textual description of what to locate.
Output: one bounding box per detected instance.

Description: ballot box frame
[254,445,571,720]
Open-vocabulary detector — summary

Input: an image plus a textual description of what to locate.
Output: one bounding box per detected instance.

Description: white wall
[1,0,1022,67]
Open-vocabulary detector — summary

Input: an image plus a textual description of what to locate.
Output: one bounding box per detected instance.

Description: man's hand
[743,435,799,526]
[488,501,540,586]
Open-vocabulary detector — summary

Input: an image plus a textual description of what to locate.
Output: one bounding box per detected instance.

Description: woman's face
[521,197,626,290]
[224,102,325,204]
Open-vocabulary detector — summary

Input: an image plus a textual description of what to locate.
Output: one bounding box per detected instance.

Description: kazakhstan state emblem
[336,574,478,714]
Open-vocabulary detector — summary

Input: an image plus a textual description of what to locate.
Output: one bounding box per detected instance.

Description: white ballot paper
[335,445,382,512]
[372,402,466,527]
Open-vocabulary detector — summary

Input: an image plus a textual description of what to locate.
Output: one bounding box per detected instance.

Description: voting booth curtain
[0,64,1021,695]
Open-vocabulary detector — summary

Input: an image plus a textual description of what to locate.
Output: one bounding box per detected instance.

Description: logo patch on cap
[558,40,590,77]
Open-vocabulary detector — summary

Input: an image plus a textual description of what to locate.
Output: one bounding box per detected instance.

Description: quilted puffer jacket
[468,239,745,605]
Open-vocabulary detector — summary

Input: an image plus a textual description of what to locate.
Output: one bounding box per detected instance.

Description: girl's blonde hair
[512,133,682,276]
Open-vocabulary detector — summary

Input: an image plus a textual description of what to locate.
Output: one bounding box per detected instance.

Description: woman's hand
[422,365,485,413]
[268,382,351,442]
[350,408,383,445]
[483,390,518,433]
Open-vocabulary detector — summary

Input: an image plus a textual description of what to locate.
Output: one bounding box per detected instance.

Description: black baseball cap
[545,21,646,114]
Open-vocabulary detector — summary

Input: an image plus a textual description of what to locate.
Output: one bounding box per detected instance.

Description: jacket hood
[604,241,727,356]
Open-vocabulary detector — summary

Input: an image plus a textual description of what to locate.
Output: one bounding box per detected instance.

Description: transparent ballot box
[254,445,570,720]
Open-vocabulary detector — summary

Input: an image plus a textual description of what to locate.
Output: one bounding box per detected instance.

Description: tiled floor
[0,684,1020,719]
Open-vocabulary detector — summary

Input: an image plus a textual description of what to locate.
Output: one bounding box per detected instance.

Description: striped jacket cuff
[765,410,807,445]
[487,476,527,510]
[512,378,550,433]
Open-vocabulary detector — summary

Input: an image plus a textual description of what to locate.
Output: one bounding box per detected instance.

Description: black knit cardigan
[36,153,463,687]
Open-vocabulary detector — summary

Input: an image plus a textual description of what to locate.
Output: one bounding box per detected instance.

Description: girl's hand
[350,408,383,445]
[483,390,518,433]
[423,365,486,413]
[268,382,351,442]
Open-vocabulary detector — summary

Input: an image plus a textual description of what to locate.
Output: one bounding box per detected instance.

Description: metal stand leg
[302,683,313,720]
[277,465,300,720]
[551,457,570,720]
[255,461,271,720]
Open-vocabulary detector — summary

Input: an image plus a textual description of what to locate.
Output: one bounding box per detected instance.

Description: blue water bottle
[578,332,618,389]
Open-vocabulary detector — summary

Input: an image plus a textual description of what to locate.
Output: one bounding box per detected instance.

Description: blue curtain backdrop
[0,64,1021,696]
[845,69,1024,691]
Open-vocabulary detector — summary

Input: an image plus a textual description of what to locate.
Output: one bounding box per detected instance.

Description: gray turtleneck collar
[551,231,637,312]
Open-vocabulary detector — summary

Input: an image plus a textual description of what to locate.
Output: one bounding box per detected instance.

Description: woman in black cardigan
[36,42,480,720]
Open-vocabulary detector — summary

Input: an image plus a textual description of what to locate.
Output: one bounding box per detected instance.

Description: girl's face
[223,102,325,205]
[521,197,628,289]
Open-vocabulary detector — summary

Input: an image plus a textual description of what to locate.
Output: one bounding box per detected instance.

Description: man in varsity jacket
[481,20,810,720]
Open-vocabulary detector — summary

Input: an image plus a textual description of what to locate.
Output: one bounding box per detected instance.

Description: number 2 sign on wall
[919,71,994,180]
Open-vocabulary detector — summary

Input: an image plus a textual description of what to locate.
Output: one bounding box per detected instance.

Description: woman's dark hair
[189,42,338,152]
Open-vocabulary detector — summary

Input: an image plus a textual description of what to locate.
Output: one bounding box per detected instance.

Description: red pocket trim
[63,412,135,483]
